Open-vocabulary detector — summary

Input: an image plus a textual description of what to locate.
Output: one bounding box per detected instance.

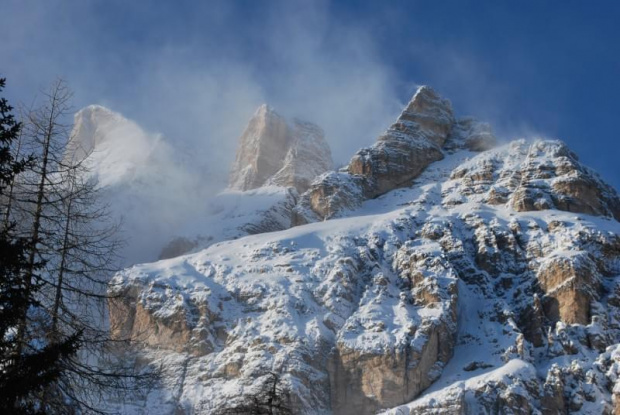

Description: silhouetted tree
[2,78,156,413]
[0,77,83,414]
[217,372,293,415]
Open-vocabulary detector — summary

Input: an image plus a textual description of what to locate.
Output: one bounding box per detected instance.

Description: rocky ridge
[293,86,496,224]
[108,87,620,415]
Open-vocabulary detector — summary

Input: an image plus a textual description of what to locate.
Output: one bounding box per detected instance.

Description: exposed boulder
[229,105,333,194]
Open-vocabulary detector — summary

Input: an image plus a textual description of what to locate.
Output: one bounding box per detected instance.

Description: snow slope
[109,136,620,414]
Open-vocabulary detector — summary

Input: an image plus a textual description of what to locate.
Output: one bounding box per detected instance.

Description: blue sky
[1,0,619,189]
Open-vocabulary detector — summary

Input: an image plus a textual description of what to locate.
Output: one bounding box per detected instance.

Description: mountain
[292,87,496,225]
[158,105,335,259]
[68,105,333,264]
[68,105,161,186]
[107,87,620,414]
[66,105,213,264]
[158,105,336,259]
[229,104,333,194]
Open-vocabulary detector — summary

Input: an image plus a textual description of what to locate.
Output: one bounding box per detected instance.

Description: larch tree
[3,78,155,413]
[0,77,82,414]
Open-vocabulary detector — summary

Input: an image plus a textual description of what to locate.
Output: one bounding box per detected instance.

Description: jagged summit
[67,105,124,162]
[393,85,454,147]
[229,104,333,194]
[66,105,157,186]
[293,86,496,223]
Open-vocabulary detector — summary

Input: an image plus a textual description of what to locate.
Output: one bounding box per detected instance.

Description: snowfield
[108,139,620,414]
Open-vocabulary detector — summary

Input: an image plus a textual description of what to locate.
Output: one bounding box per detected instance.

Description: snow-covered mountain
[68,105,167,187]
[107,87,620,414]
[67,105,332,264]
[67,105,212,264]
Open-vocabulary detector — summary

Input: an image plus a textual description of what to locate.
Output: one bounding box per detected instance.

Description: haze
[2,0,619,264]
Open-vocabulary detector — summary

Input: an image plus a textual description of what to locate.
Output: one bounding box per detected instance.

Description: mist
[1,1,406,185]
[3,0,619,264]
[0,0,563,183]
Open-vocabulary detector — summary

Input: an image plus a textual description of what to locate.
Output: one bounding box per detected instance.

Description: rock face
[66,105,220,265]
[347,86,453,197]
[536,254,600,325]
[107,87,620,415]
[296,86,497,222]
[509,141,620,220]
[109,210,460,414]
[66,105,158,185]
[229,105,333,194]
[447,139,620,220]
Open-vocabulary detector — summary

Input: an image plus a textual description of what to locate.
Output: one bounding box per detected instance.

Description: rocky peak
[229,105,291,191]
[229,105,333,194]
[296,86,494,222]
[347,86,454,196]
[65,105,157,186]
[67,105,124,163]
[392,85,455,147]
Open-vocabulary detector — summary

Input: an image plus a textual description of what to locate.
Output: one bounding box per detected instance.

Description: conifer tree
[0,78,82,414]
[2,78,156,413]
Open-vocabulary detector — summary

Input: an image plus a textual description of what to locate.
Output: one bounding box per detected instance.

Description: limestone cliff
[229,105,333,194]
[107,87,620,415]
[294,86,497,223]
